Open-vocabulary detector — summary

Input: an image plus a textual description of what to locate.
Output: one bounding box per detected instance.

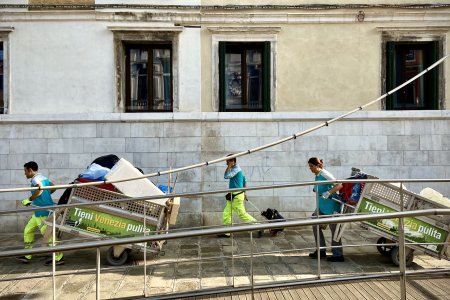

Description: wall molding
[1,9,449,24]
[1,111,450,124]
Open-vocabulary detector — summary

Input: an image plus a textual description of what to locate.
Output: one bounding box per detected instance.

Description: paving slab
[1,229,449,299]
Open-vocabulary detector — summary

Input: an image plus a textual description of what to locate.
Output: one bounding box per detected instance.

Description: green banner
[66,207,156,237]
[357,197,448,253]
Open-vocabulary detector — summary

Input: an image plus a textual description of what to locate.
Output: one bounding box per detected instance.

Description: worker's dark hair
[24,161,39,171]
[308,157,323,168]
[226,154,236,163]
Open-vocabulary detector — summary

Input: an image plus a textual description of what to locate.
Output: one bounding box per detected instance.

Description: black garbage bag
[58,185,73,205]
[91,154,119,169]
[261,208,285,237]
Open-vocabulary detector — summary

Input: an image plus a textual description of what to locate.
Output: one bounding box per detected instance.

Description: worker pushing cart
[335,168,450,267]
[45,157,179,266]
[16,161,64,265]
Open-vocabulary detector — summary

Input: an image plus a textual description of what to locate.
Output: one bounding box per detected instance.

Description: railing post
[231,200,235,287]
[398,182,407,300]
[250,231,254,300]
[52,208,56,300]
[315,186,321,279]
[143,200,148,297]
[96,247,101,300]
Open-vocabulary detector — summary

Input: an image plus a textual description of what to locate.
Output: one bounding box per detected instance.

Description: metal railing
[1,178,450,300]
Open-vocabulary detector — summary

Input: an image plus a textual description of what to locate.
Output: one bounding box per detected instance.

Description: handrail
[1,208,449,259]
[3,178,450,299]
[3,177,450,215]
[3,176,450,195]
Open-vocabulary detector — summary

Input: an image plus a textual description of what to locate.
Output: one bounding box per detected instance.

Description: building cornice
[377,26,450,32]
[1,4,450,10]
[207,26,281,34]
[0,26,14,32]
[107,25,183,32]
[0,9,450,24]
[1,111,450,124]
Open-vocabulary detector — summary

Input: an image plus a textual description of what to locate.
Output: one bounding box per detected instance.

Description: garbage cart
[354,181,450,266]
[45,158,180,266]
[48,182,179,265]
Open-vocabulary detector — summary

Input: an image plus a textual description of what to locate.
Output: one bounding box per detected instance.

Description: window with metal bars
[219,42,271,112]
[125,43,173,112]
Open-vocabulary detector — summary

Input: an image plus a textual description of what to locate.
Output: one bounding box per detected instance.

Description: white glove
[321,191,331,199]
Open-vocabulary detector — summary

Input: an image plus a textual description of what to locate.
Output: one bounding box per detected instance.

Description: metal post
[231,200,235,287]
[315,187,321,279]
[96,248,101,300]
[250,231,254,300]
[398,182,407,300]
[143,201,148,297]
[52,209,56,300]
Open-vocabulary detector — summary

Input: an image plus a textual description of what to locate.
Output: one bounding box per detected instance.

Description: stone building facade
[0,1,449,232]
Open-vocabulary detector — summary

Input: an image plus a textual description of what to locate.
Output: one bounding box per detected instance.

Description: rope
[0,53,449,194]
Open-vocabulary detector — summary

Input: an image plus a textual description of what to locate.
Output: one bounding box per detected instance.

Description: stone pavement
[1,228,449,300]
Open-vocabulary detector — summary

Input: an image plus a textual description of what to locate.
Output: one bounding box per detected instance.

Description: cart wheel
[106,247,129,266]
[376,237,393,256]
[390,247,414,267]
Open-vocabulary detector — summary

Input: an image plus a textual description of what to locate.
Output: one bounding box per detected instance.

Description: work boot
[44,258,65,266]
[308,251,327,259]
[216,234,230,238]
[327,255,345,262]
[15,256,31,264]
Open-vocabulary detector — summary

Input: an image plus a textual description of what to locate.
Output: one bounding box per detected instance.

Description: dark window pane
[125,44,172,112]
[394,48,425,109]
[225,53,242,109]
[129,49,148,111]
[221,43,267,111]
[246,49,262,110]
[386,42,439,110]
[152,49,172,111]
[0,42,3,114]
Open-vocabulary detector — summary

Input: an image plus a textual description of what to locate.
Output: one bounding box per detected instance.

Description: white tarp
[105,158,168,206]
[420,187,450,208]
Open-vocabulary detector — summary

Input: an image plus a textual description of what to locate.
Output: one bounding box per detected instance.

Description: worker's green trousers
[23,214,63,261]
[223,193,257,230]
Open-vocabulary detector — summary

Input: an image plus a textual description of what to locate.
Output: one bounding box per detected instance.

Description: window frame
[380,29,445,111]
[0,41,4,113]
[124,42,173,113]
[109,27,182,113]
[385,41,439,110]
[218,41,270,112]
[0,27,13,114]
[209,27,280,112]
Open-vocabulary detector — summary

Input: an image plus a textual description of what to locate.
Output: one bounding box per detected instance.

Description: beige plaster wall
[201,29,213,112]
[201,21,449,112]
[276,23,381,112]
[201,0,444,5]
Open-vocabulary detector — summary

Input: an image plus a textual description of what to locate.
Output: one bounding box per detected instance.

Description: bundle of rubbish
[58,154,173,205]
[338,168,370,206]
[419,188,450,208]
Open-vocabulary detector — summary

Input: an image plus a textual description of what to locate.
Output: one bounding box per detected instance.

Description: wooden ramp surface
[188,276,450,300]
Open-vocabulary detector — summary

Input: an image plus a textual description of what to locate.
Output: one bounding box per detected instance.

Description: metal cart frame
[354,181,450,266]
[46,182,172,266]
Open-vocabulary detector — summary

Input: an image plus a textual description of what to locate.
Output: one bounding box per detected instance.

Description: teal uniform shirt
[314,169,341,215]
[30,173,54,217]
[224,165,246,189]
